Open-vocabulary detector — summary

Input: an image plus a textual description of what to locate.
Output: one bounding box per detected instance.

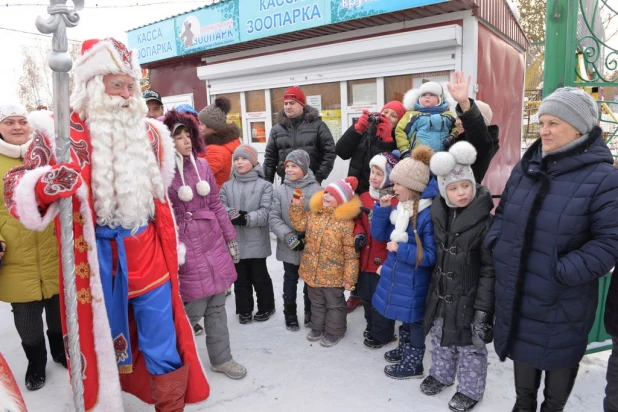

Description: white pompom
[178,185,193,202]
[448,141,477,165]
[430,152,456,177]
[196,180,210,196]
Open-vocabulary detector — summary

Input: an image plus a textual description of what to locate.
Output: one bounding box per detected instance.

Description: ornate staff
[35,1,85,411]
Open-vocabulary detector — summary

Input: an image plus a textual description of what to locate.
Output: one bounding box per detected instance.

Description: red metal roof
[143,0,527,68]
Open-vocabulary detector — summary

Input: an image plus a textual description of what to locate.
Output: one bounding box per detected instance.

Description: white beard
[84,80,164,230]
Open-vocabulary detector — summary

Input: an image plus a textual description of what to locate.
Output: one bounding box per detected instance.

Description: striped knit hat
[233,144,259,167]
[369,151,399,189]
[324,176,358,206]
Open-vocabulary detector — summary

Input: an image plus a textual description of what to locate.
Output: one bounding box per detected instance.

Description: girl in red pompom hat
[289,176,361,347]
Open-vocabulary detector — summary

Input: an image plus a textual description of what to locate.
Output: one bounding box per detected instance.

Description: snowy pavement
[0,240,609,411]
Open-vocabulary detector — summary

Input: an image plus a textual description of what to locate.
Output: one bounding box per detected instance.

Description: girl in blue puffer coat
[371,145,437,380]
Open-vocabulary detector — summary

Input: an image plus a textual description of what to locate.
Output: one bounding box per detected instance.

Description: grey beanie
[284,149,310,176]
[198,96,231,131]
[537,87,598,135]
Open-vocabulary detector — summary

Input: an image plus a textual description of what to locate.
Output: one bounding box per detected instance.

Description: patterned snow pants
[428,318,488,401]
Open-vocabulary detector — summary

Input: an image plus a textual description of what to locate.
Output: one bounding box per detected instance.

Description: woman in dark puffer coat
[484,88,618,412]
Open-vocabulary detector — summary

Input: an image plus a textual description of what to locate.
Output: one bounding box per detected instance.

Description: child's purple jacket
[169,156,237,302]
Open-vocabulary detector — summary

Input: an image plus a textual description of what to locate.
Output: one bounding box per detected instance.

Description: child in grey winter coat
[269,150,322,331]
[423,141,495,412]
[220,144,275,324]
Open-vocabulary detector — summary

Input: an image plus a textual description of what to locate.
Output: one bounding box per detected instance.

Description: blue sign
[239,0,331,42]
[174,0,240,55]
[331,0,449,23]
[127,19,177,64]
[127,0,450,64]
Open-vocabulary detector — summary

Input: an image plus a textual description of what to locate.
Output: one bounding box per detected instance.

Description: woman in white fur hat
[0,104,64,391]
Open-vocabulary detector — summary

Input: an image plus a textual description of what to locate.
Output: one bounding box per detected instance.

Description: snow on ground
[0,240,609,411]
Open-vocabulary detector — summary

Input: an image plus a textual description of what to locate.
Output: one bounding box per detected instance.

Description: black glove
[442,134,458,151]
[354,234,367,253]
[470,310,494,348]
[359,206,371,216]
[287,233,305,251]
[231,210,248,226]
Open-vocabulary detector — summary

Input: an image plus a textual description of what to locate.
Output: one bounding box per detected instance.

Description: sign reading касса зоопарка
[127,0,450,64]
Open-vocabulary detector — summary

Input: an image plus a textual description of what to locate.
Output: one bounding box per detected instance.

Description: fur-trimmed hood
[204,123,240,146]
[163,109,204,155]
[403,85,456,112]
[309,190,362,221]
[276,105,321,128]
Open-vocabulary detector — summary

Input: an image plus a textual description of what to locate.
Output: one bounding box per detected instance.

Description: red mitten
[35,163,82,206]
[354,110,371,133]
[376,115,393,141]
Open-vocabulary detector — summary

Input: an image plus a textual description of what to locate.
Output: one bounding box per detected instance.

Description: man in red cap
[4,38,209,411]
[263,86,336,184]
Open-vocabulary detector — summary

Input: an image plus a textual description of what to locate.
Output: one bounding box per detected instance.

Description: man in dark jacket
[335,101,406,194]
[605,267,618,412]
[264,86,336,184]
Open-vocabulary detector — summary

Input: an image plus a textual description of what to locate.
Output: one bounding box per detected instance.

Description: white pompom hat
[429,141,477,207]
[174,152,210,202]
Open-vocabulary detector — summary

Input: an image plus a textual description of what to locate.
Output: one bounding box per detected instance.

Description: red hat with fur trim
[74,38,142,88]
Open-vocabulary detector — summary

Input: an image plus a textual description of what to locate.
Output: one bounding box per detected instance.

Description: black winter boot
[512,361,541,412]
[449,392,478,412]
[22,340,47,390]
[283,301,300,331]
[47,331,67,368]
[539,365,579,412]
[421,375,452,396]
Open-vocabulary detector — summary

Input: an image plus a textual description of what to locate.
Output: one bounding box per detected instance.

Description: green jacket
[0,143,59,303]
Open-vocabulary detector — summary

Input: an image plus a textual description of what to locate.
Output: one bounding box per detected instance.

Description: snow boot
[512,361,541,412]
[239,313,253,324]
[307,330,324,342]
[449,392,478,412]
[22,341,47,391]
[211,359,247,380]
[363,326,371,339]
[254,309,275,322]
[384,324,410,363]
[346,296,361,313]
[47,331,67,369]
[421,375,452,396]
[384,343,424,380]
[193,323,204,336]
[320,333,344,347]
[150,364,188,412]
[364,334,396,349]
[283,301,300,331]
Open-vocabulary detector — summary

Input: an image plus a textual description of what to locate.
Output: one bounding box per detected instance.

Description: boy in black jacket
[422,141,495,412]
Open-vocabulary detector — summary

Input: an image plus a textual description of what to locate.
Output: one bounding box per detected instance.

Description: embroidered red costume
[3,38,209,411]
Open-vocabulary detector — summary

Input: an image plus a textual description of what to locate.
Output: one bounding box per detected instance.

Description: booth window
[384,71,451,103]
[211,92,242,133]
[347,79,377,106]
[271,82,342,141]
[246,90,266,112]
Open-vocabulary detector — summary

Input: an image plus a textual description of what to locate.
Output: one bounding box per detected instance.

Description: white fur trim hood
[402,82,456,112]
